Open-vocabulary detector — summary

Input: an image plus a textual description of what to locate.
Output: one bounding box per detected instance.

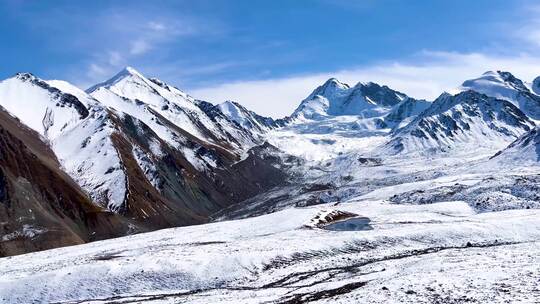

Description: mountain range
[0,67,539,256]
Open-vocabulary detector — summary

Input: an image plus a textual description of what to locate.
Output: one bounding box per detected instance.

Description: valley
[0,69,539,303]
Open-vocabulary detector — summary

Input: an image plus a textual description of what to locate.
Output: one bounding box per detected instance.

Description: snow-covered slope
[0,104,135,256]
[382,97,431,129]
[491,126,540,165]
[0,73,89,139]
[384,90,535,155]
[0,70,297,244]
[89,85,231,172]
[0,74,184,214]
[292,78,411,119]
[87,67,261,150]
[217,100,284,132]
[2,190,540,303]
[460,71,540,120]
[0,73,127,210]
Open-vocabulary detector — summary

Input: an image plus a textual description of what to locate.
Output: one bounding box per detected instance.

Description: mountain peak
[293,78,412,119]
[464,70,526,89]
[115,66,146,79]
[220,100,238,108]
[123,66,142,76]
[14,72,37,82]
[113,66,147,81]
[305,78,349,102]
[481,70,499,77]
[86,66,146,93]
[321,78,349,90]
[495,70,526,87]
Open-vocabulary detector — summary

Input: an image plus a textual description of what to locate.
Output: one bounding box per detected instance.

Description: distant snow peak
[384,89,534,155]
[113,66,146,81]
[217,100,284,132]
[124,66,142,76]
[86,66,147,94]
[462,70,529,92]
[460,70,540,120]
[292,78,417,122]
[325,77,348,87]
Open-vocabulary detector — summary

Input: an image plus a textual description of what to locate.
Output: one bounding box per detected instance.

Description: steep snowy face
[0,73,129,212]
[51,107,127,212]
[385,90,535,155]
[292,78,412,120]
[0,73,89,139]
[491,126,540,164]
[460,71,540,120]
[383,98,431,129]
[89,86,239,173]
[88,67,260,150]
[217,100,284,132]
[88,67,197,111]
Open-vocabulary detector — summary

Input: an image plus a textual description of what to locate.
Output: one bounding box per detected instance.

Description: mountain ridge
[1,67,540,256]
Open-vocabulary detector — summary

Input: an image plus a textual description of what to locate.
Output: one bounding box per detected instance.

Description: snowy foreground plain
[2,119,540,303]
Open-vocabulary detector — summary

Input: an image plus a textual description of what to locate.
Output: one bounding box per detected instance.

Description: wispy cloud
[77,11,204,87]
[7,3,218,88]
[6,0,540,119]
[192,51,540,118]
[514,5,540,49]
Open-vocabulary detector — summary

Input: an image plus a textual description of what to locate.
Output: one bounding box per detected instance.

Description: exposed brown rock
[0,108,137,257]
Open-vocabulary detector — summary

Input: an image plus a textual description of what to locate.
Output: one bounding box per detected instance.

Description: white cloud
[191,51,540,118]
[130,39,151,55]
[107,51,124,66]
[72,11,208,87]
[147,21,166,31]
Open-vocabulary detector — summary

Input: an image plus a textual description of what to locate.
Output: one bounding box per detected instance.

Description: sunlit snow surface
[1,201,539,303]
[267,115,388,162]
[1,112,540,303]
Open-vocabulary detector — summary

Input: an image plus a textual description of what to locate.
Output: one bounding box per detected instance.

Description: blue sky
[1,0,540,117]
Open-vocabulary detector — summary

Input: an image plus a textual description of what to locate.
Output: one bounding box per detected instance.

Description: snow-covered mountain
[384,90,535,155]
[293,78,410,118]
[0,73,90,138]
[87,67,266,150]
[0,102,135,256]
[491,126,540,164]
[0,69,295,255]
[0,73,127,211]
[460,71,540,120]
[217,100,285,132]
[382,97,431,129]
[3,65,540,303]
[290,78,431,133]
[2,66,540,261]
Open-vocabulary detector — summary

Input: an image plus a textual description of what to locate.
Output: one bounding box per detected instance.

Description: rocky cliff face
[0,106,137,256]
